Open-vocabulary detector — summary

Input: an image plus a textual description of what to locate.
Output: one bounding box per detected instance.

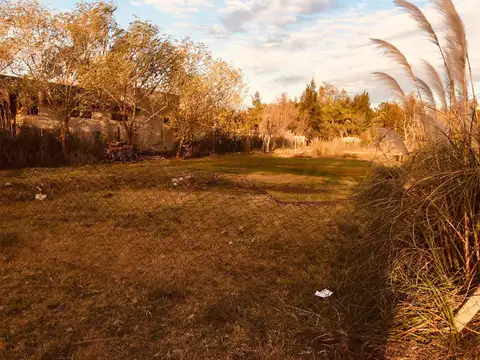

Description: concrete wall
[17,105,177,152]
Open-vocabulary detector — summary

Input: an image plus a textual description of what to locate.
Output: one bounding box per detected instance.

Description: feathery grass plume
[373,72,407,106]
[435,0,468,102]
[370,38,415,82]
[395,0,457,112]
[394,0,440,46]
[413,77,441,139]
[422,60,448,110]
[415,77,436,108]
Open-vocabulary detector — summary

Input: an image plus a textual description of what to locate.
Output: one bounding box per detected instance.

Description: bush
[0,126,105,168]
[311,137,374,157]
[347,139,480,358]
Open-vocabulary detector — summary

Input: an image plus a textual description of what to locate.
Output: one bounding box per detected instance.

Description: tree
[374,101,404,133]
[85,20,180,145]
[260,93,296,152]
[298,78,322,139]
[242,91,263,153]
[350,91,374,134]
[0,0,23,73]
[169,40,245,157]
[9,0,116,160]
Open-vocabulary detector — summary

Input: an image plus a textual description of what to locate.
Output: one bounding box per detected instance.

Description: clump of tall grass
[352,0,480,357]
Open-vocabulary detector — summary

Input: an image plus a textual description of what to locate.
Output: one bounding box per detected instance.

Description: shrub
[0,126,105,168]
[311,137,374,157]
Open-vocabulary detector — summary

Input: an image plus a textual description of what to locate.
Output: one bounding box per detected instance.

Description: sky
[39,0,480,106]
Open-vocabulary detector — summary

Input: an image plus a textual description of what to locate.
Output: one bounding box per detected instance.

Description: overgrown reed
[358,0,480,356]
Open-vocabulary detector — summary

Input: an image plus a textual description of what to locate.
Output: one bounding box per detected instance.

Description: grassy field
[183,154,371,201]
[0,154,375,359]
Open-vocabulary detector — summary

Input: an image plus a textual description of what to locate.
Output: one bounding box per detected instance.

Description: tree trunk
[11,116,16,138]
[126,126,135,145]
[61,116,70,163]
[176,137,184,159]
[212,129,215,154]
[160,119,164,151]
[126,113,136,145]
[9,94,17,138]
[266,135,271,153]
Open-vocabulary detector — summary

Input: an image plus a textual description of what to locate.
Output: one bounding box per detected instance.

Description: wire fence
[0,156,380,359]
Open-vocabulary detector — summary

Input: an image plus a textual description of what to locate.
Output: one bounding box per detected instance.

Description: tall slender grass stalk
[363,0,480,356]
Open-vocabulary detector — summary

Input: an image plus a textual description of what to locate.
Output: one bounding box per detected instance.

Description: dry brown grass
[0,155,375,359]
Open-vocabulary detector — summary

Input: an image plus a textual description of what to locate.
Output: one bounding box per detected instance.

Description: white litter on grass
[35,193,47,201]
[171,175,193,187]
[5,182,12,187]
[315,289,333,298]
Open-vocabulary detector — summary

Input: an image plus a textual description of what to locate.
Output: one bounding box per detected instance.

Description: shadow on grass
[328,205,396,359]
[184,154,372,180]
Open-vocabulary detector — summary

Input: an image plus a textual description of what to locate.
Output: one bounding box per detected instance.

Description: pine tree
[298,78,322,138]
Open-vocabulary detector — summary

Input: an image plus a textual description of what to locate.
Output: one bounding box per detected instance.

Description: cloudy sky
[40,0,480,106]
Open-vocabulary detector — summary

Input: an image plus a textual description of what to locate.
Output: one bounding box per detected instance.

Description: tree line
[0,0,423,160]
[0,0,246,159]
[250,78,426,153]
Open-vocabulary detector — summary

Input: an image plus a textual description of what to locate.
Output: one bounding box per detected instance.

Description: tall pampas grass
[373,72,407,105]
[353,0,480,357]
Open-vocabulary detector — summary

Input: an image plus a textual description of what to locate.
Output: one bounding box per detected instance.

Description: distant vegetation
[0,0,440,166]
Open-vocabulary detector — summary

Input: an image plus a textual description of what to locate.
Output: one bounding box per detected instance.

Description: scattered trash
[4,182,12,187]
[453,285,480,333]
[171,175,193,187]
[35,193,47,201]
[315,289,333,298]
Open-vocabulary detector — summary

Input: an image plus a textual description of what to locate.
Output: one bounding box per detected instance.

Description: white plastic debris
[35,193,47,201]
[5,182,12,187]
[315,289,333,298]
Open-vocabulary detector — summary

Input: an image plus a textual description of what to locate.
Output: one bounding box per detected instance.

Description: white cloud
[219,0,336,31]
[129,1,142,6]
[144,0,213,15]
[140,0,479,105]
[202,0,480,105]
